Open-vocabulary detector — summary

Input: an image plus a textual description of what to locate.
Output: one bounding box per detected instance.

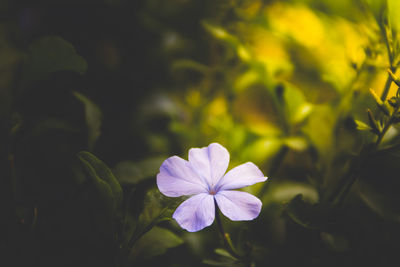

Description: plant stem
[332,90,400,206]
[376,103,400,146]
[214,200,241,260]
[380,67,397,101]
[260,145,288,196]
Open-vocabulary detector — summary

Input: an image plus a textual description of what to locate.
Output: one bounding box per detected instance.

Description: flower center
[209,189,217,195]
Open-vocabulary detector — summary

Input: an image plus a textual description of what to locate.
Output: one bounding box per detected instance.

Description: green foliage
[77,151,123,208]
[113,157,164,185]
[130,226,183,261]
[21,36,87,88]
[73,92,102,150]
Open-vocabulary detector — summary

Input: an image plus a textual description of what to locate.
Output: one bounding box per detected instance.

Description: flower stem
[214,200,241,260]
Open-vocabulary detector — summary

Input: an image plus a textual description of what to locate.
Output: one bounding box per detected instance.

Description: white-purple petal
[188,143,230,189]
[172,193,215,232]
[215,162,267,191]
[214,190,262,221]
[157,156,207,197]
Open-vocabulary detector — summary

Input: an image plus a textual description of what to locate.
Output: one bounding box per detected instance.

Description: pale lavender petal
[172,193,215,232]
[215,190,262,221]
[157,156,207,197]
[188,143,230,188]
[215,162,267,191]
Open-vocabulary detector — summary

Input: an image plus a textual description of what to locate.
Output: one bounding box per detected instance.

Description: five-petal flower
[157,143,268,232]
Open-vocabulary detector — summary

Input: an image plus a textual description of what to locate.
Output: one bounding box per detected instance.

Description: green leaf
[303,104,336,154]
[357,145,400,222]
[234,69,260,93]
[369,88,390,115]
[202,22,237,44]
[128,188,181,248]
[367,109,381,134]
[214,248,237,261]
[171,59,209,74]
[73,92,102,150]
[76,155,116,239]
[262,182,319,206]
[77,151,123,208]
[130,226,183,260]
[242,137,283,166]
[202,21,251,61]
[280,83,313,125]
[286,194,328,230]
[113,157,165,185]
[283,136,308,151]
[354,119,372,131]
[320,232,350,252]
[202,259,237,266]
[388,0,400,31]
[21,36,87,87]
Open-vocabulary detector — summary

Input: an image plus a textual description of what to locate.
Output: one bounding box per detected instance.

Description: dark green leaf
[130,226,183,261]
[263,182,318,207]
[128,188,182,248]
[113,157,165,185]
[21,36,87,87]
[367,109,381,134]
[214,248,237,261]
[357,145,400,222]
[76,155,116,240]
[320,232,350,252]
[77,151,123,207]
[286,194,332,230]
[73,92,102,150]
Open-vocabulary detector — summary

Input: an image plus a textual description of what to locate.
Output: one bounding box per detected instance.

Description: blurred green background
[2,0,400,266]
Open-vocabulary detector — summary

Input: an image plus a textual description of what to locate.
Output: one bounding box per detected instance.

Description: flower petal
[216,162,267,191]
[188,143,230,188]
[172,193,215,232]
[157,156,207,197]
[215,190,262,221]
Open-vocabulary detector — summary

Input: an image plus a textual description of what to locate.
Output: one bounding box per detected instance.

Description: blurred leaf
[357,145,400,222]
[320,232,350,252]
[354,119,372,131]
[263,181,318,206]
[171,59,209,74]
[283,136,308,151]
[280,83,313,125]
[202,21,251,61]
[365,0,387,25]
[357,179,400,222]
[21,36,87,87]
[388,0,400,31]
[202,259,237,266]
[73,92,102,150]
[234,69,260,93]
[130,226,183,260]
[286,194,325,230]
[242,137,283,165]
[113,157,164,185]
[13,118,80,138]
[303,104,336,154]
[214,248,237,261]
[77,151,122,208]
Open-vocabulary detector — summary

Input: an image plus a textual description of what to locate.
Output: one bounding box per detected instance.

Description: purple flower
[156,143,268,232]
